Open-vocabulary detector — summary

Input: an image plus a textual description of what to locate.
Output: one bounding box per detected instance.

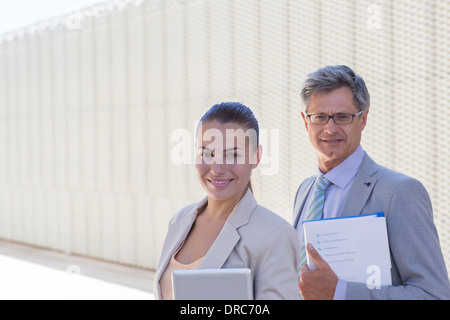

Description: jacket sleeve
[253,223,301,300]
[345,178,450,300]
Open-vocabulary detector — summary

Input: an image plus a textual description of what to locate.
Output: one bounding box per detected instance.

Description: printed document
[302,213,392,287]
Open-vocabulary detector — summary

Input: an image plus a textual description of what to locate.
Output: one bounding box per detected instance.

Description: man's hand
[298,243,338,300]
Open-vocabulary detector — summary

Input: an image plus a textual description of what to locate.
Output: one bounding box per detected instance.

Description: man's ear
[361,110,369,131]
[301,112,309,131]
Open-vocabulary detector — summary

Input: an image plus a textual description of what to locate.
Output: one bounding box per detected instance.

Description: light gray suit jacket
[154,189,301,300]
[293,152,450,300]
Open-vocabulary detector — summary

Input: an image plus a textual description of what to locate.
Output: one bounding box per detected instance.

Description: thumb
[306,243,326,268]
[300,263,310,274]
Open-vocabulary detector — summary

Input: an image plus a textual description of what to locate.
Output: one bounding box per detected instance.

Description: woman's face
[195,120,261,202]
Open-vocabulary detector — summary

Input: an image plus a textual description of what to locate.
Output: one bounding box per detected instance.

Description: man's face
[301,86,368,173]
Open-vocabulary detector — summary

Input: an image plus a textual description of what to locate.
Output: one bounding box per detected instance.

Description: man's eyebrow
[198,146,212,151]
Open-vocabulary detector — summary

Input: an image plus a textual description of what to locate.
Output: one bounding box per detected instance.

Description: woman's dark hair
[199,102,259,146]
[197,102,260,193]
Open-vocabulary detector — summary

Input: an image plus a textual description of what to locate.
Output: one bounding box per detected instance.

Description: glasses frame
[306,110,364,125]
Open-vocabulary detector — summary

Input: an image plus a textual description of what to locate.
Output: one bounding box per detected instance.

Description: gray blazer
[154,189,301,300]
[293,152,450,300]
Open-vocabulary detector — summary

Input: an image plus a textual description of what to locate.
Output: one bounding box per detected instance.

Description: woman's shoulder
[242,204,299,251]
[250,204,295,232]
[169,201,202,225]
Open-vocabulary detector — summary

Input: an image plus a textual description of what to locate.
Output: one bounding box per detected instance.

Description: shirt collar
[318,145,365,190]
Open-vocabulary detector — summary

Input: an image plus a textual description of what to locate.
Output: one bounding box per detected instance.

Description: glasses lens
[310,115,328,124]
[334,114,353,124]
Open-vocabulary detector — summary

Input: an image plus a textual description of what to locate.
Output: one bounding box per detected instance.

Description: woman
[153,102,300,300]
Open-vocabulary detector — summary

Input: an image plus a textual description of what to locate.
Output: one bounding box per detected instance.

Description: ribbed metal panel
[0,0,448,276]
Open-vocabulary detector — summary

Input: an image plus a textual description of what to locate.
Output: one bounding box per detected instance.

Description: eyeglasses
[306,110,364,125]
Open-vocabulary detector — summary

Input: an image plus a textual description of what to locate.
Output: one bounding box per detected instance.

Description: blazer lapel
[199,189,256,269]
[339,152,378,217]
[199,221,241,269]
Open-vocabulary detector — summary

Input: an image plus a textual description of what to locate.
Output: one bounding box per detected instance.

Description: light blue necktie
[298,176,332,268]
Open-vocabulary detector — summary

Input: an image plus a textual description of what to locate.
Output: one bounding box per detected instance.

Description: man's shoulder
[366,155,427,190]
[373,162,410,180]
[293,175,316,198]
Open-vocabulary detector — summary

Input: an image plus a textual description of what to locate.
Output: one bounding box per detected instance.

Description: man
[293,65,450,300]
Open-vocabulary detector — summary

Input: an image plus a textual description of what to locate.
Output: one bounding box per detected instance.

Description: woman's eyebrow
[198,146,244,151]
[224,147,244,152]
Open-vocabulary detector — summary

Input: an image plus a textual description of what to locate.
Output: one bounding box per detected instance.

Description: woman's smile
[208,178,234,188]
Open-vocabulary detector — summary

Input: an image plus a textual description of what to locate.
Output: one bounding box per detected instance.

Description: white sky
[0,0,106,35]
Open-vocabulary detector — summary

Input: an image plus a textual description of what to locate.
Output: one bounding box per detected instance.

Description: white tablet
[172,268,253,300]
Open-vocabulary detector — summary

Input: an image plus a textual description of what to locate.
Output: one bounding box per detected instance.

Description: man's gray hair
[300,65,370,113]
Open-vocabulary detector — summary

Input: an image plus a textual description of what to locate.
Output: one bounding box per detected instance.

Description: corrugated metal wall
[0,0,449,275]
